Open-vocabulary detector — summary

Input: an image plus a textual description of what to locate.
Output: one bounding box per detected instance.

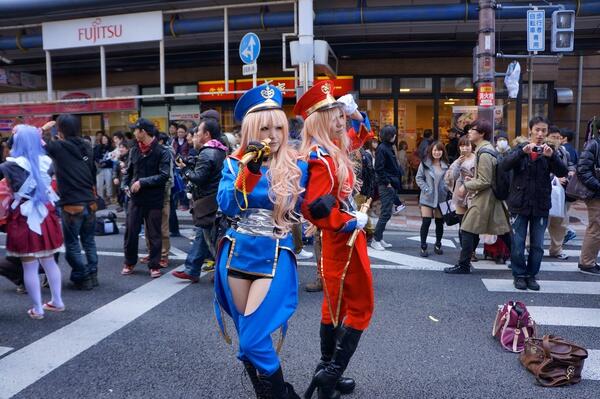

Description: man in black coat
[501,116,568,290]
[576,133,600,275]
[173,119,227,282]
[121,119,170,278]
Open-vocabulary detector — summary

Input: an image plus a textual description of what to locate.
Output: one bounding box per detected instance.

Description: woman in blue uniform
[214,84,306,398]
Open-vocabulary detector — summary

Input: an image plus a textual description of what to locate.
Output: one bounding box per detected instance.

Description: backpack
[476,148,511,200]
[95,212,119,236]
[492,301,537,353]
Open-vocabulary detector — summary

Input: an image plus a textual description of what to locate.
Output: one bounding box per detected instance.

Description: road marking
[406,236,456,248]
[296,261,425,271]
[527,306,600,328]
[483,279,600,295]
[367,249,449,271]
[584,350,600,380]
[0,347,12,357]
[474,261,579,272]
[169,246,189,259]
[0,266,195,399]
[0,245,188,261]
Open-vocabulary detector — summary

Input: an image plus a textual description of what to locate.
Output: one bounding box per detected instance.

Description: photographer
[172,118,227,282]
[501,116,568,290]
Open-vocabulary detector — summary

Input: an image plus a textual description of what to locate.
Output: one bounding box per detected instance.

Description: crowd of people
[1,79,599,397]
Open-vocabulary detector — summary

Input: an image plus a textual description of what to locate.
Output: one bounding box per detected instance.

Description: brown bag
[519,335,588,387]
[192,194,218,228]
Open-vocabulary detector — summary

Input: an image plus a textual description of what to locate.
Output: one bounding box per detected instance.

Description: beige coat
[461,140,511,235]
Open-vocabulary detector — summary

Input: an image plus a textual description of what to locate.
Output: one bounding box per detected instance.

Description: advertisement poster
[452,106,504,132]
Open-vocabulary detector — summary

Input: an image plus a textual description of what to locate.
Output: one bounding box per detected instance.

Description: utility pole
[477,0,496,136]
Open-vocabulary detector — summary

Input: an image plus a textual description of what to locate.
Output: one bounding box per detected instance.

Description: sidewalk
[106,194,591,233]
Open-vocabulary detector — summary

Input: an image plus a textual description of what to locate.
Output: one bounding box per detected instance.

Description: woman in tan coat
[444,120,511,274]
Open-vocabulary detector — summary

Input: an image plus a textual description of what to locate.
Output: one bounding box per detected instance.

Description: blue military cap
[234,84,283,122]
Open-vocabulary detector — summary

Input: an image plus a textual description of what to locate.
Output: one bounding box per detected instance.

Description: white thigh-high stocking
[22,260,43,314]
[39,256,64,309]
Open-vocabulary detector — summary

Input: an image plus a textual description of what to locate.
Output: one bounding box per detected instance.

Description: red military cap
[293,80,341,119]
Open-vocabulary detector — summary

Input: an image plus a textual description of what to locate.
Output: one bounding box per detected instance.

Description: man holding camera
[172,118,227,282]
[501,116,568,290]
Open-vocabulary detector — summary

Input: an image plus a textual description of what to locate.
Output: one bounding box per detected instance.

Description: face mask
[497,140,509,151]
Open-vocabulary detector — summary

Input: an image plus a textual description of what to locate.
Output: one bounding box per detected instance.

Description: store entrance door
[80,114,103,137]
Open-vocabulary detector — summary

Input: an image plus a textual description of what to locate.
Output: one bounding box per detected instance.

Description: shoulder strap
[64,140,95,179]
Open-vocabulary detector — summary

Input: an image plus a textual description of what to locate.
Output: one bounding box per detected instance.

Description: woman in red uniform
[297,81,374,399]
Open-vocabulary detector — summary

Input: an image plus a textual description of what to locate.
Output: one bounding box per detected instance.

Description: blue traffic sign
[239,32,261,65]
[527,10,545,52]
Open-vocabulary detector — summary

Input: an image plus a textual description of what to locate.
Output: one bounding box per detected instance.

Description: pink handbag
[492,301,537,353]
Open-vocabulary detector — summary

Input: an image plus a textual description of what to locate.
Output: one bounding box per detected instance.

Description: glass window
[80,114,102,137]
[141,86,164,102]
[399,78,432,94]
[521,103,549,134]
[522,83,548,100]
[441,77,473,93]
[106,111,135,135]
[438,98,476,141]
[495,99,517,141]
[141,105,168,132]
[173,85,198,101]
[359,78,392,95]
[357,99,394,134]
[495,77,507,94]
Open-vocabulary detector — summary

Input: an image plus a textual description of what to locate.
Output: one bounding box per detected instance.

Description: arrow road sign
[239,32,261,65]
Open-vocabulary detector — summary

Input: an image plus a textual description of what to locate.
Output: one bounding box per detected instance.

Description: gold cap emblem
[321,83,331,94]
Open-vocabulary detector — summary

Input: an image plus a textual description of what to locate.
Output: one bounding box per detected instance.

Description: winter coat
[172,137,190,159]
[184,139,228,200]
[415,158,448,208]
[122,139,170,209]
[576,138,600,199]
[94,144,113,169]
[374,141,403,190]
[461,140,511,235]
[501,140,568,217]
[359,147,375,198]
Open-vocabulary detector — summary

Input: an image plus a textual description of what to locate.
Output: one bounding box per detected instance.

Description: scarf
[138,137,156,155]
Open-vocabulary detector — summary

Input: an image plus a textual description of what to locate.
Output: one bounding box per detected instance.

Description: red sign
[477,82,495,108]
[198,80,236,102]
[0,98,136,116]
[235,77,297,99]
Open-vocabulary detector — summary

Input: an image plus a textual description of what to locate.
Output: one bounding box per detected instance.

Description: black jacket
[184,145,227,200]
[577,138,600,198]
[122,139,170,209]
[45,138,96,206]
[359,148,375,197]
[375,141,403,190]
[94,144,113,169]
[501,143,569,217]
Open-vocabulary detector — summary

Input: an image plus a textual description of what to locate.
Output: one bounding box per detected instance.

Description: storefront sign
[169,112,200,122]
[198,76,354,102]
[477,83,495,107]
[42,11,163,50]
[452,106,504,131]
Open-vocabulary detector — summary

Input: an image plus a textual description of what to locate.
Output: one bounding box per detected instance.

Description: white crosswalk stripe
[482,279,600,295]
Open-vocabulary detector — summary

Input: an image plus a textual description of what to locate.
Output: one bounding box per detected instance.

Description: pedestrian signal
[551,10,575,52]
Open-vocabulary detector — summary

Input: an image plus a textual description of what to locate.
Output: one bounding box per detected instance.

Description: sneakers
[471,253,479,262]
[150,268,161,278]
[380,240,392,248]
[526,277,540,291]
[16,284,26,294]
[514,277,527,290]
[297,249,314,260]
[443,264,470,274]
[172,270,199,283]
[578,265,600,276]
[202,260,215,272]
[551,252,569,260]
[393,204,406,215]
[370,240,386,251]
[121,264,135,275]
[563,230,577,245]
[70,278,93,290]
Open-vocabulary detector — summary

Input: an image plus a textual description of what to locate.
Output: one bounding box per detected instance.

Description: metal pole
[477,0,495,135]
[575,55,584,149]
[159,40,165,95]
[100,45,107,98]
[224,7,229,92]
[527,55,533,123]
[297,0,314,99]
[252,72,257,88]
[45,51,53,101]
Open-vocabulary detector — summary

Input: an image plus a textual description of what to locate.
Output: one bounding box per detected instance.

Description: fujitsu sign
[42,11,163,50]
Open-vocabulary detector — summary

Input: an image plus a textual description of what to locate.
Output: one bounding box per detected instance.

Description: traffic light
[551,10,575,52]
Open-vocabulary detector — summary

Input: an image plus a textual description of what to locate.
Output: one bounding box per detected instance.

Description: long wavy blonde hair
[233,109,304,235]
[300,107,355,199]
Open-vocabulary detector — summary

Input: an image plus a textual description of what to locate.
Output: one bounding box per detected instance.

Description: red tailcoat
[301,125,374,330]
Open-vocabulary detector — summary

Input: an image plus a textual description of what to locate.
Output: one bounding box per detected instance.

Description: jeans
[169,191,180,235]
[184,227,212,277]
[61,204,98,282]
[96,168,113,199]
[510,214,548,278]
[124,202,163,269]
[374,185,395,241]
[457,230,479,268]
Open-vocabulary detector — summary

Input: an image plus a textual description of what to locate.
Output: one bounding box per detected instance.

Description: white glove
[354,211,368,229]
[337,94,358,116]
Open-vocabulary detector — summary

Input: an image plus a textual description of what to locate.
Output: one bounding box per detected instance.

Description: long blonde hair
[300,107,355,199]
[233,109,303,235]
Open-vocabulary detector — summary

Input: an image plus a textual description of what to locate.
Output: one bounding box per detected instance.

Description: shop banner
[477,82,495,107]
[42,11,163,50]
[235,77,297,99]
[198,80,236,102]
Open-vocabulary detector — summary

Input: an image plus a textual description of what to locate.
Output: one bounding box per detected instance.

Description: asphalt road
[1,225,599,399]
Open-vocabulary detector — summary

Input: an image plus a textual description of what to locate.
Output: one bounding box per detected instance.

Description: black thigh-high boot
[243,360,267,399]
[434,218,444,254]
[420,217,432,256]
[305,326,363,399]
[259,366,300,399]
[312,324,355,395]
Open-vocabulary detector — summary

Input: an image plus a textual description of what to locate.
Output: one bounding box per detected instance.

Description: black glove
[308,194,337,219]
[244,141,267,174]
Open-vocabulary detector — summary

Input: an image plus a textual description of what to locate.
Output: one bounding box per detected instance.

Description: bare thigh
[244,279,272,316]
[228,277,252,314]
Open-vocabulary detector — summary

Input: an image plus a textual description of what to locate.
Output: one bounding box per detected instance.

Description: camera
[532,146,543,153]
